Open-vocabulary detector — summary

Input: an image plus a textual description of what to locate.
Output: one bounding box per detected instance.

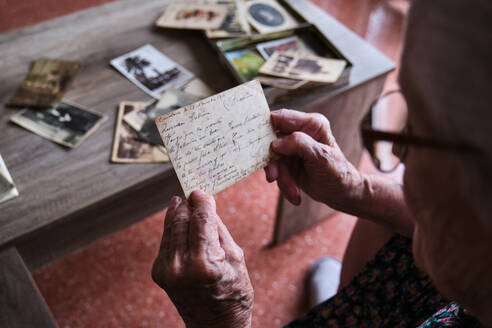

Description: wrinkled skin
[265,109,362,207]
[152,191,253,328]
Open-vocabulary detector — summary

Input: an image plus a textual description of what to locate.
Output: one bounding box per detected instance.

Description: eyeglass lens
[370,90,408,172]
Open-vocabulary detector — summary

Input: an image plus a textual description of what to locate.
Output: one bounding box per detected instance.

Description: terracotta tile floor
[33,1,407,327]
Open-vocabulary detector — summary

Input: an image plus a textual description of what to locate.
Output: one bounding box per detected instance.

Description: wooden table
[0,0,394,326]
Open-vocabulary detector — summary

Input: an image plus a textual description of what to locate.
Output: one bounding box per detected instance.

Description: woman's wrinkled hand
[152,190,253,328]
[265,109,363,208]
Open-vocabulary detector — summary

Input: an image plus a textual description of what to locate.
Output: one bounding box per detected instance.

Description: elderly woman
[151,0,492,326]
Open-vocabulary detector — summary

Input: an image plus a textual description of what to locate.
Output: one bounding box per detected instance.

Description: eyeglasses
[360,89,474,173]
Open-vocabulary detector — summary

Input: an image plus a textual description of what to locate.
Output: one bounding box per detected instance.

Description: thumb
[271,131,318,160]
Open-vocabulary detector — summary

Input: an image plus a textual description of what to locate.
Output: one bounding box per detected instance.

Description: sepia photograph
[112,101,169,163]
[156,3,228,30]
[8,58,80,108]
[225,48,265,82]
[10,102,107,148]
[206,0,251,38]
[260,51,347,83]
[111,44,194,99]
[255,74,308,90]
[246,0,298,34]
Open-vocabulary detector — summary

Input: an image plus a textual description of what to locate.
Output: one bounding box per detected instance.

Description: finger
[271,109,332,144]
[161,196,182,252]
[188,190,222,258]
[277,160,301,205]
[216,215,244,263]
[271,131,318,160]
[169,200,192,259]
[264,162,279,182]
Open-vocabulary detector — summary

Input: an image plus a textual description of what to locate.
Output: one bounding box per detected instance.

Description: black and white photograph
[10,102,107,148]
[110,44,194,98]
[246,0,298,34]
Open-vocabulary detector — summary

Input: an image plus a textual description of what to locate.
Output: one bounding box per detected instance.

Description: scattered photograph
[225,49,265,82]
[0,154,18,204]
[156,3,229,30]
[255,74,308,90]
[256,36,309,59]
[206,0,251,38]
[181,78,215,98]
[259,51,347,83]
[246,0,298,34]
[110,44,194,99]
[8,58,80,108]
[111,102,169,163]
[10,102,107,148]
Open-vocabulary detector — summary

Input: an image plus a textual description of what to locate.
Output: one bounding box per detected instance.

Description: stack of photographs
[213,22,353,92]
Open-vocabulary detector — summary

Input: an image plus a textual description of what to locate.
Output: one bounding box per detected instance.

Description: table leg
[0,247,58,328]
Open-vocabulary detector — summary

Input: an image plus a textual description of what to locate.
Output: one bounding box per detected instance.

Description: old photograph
[225,48,265,82]
[112,101,169,163]
[246,0,298,34]
[110,44,194,99]
[206,0,251,38]
[255,74,308,90]
[8,58,80,108]
[0,154,19,204]
[256,36,308,59]
[156,3,228,30]
[10,102,107,148]
[259,51,347,83]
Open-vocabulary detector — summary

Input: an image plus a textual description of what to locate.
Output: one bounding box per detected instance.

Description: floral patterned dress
[284,236,481,327]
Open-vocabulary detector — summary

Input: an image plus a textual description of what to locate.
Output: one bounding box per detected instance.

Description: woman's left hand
[152,190,254,328]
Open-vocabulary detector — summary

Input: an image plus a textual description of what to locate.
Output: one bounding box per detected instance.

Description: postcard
[246,0,298,34]
[256,36,308,59]
[156,3,228,30]
[10,102,107,148]
[225,49,265,82]
[0,154,19,204]
[206,0,251,38]
[111,102,169,163]
[155,79,276,197]
[110,44,194,99]
[8,58,80,108]
[255,75,308,90]
[259,51,347,83]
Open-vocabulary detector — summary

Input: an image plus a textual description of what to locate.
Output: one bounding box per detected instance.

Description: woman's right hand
[265,109,363,209]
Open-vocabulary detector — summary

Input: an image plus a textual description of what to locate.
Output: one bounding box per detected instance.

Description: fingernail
[171,196,181,206]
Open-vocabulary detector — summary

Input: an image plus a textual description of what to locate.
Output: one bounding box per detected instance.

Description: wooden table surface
[0,0,394,271]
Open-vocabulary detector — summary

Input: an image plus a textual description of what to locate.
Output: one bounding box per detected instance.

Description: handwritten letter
[155,80,276,197]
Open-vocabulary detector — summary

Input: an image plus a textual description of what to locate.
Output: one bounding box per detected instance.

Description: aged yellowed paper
[155,80,276,197]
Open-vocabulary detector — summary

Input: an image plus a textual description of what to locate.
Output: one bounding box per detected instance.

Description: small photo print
[256,36,308,59]
[225,49,265,82]
[10,102,106,148]
[110,44,194,98]
[246,0,298,34]
[156,3,229,30]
